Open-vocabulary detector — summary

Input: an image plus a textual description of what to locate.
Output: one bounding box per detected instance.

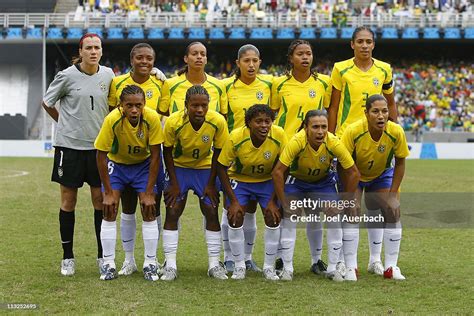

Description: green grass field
[0,158,473,313]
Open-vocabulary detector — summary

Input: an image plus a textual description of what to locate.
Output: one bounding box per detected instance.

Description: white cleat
[336,261,346,277]
[118,260,138,276]
[208,262,228,280]
[384,266,406,280]
[326,270,345,282]
[61,259,75,276]
[231,267,246,280]
[143,263,160,281]
[97,258,104,274]
[160,266,178,281]
[344,267,358,281]
[263,268,280,281]
[368,261,384,276]
[279,268,294,281]
[100,263,118,281]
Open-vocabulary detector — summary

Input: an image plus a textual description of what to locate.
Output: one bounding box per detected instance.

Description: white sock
[156,215,162,251]
[326,219,343,272]
[243,212,257,261]
[205,230,222,270]
[342,222,359,269]
[263,225,280,270]
[163,229,179,269]
[280,219,296,272]
[221,208,231,262]
[338,247,345,263]
[228,226,245,269]
[120,212,136,262]
[306,220,323,264]
[384,222,402,268]
[142,220,158,266]
[101,220,116,267]
[367,209,383,264]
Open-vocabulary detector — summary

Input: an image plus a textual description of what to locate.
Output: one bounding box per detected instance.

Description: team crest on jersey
[309,89,316,98]
[58,167,63,178]
[99,82,107,92]
[378,144,386,153]
[319,155,327,163]
[202,135,210,143]
[263,151,272,160]
[256,91,264,100]
[146,90,153,99]
[137,130,144,139]
[373,78,380,87]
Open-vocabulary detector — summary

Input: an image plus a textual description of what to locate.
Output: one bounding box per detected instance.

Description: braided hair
[184,85,210,119]
[284,39,318,80]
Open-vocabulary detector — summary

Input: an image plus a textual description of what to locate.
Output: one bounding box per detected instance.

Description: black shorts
[51,147,101,188]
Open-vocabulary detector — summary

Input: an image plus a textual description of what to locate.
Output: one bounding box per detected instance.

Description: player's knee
[263,212,280,228]
[228,216,243,229]
[103,209,118,221]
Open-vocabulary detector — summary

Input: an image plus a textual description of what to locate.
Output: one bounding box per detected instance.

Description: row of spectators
[97,58,473,133]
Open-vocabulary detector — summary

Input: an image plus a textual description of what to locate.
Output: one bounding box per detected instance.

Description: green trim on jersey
[341,84,352,125]
[257,76,272,89]
[174,120,189,136]
[170,79,187,96]
[384,130,396,143]
[234,157,244,174]
[277,77,291,93]
[277,97,288,128]
[268,136,281,148]
[316,77,328,90]
[323,142,335,157]
[225,81,233,93]
[385,148,395,169]
[172,101,179,113]
[174,139,183,158]
[227,105,235,131]
[354,131,369,144]
[204,120,218,131]
[234,138,251,151]
[207,80,223,96]
[339,65,354,77]
[373,62,388,81]
[150,78,162,93]
[115,74,131,90]
[318,98,323,110]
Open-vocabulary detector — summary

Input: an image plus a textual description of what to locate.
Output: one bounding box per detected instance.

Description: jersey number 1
[90,96,94,110]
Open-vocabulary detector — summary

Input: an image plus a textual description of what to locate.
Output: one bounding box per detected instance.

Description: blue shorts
[106,158,157,193]
[285,174,338,201]
[225,179,274,209]
[359,168,394,192]
[165,167,217,206]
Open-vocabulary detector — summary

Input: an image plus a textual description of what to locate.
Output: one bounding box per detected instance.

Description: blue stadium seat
[402,27,419,39]
[7,27,23,39]
[26,27,42,39]
[87,28,103,38]
[107,27,123,39]
[250,28,273,39]
[67,27,83,39]
[127,28,144,39]
[148,28,164,39]
[47,27,63,39]
[340,27,355,39]
[423,27,440,39]
[229,27,246,39]
[209,28,225,39]
[168,27,184,39]
[382,27,398,39]
[464,27,474,39]
[443,27,461,39]
[188,27,205,39]
[299,27,315,39]
[276,28,294,39]
[320,27,337,39]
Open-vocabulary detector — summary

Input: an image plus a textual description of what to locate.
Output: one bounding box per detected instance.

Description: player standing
[42,33,114,276]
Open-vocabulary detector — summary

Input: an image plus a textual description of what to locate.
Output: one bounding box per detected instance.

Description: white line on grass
[0,170,30,178]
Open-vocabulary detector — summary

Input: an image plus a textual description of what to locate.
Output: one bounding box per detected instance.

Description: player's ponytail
[232,44,260,86]
[178,41,206,76]
[298,109,328,132]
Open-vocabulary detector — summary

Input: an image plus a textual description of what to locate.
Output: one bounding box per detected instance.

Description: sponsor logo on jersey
[146,90,153,99]
[378,144,386,153]
[309,89,316,98]
[100,82,107,92]
[137,130,144,139]
[373,78,380,87]
[263,151,272,160]
[202,135,210,143]
[256,91,263,100]
[319,155,327,163]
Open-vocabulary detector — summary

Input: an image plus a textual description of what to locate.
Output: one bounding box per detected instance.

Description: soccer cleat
[326,270,345,282]
[344,267,358,281]
[368,261,384,276]
[245,259,262,272]
[118,260,138,276]
[336,261,346,277]
[224,260,235,273]
[143,263,159,281]
[97,258,104,274]
[231,267,246,280]
[263,268,280,281]
[100,264,118,281]
[310,259,328,275]
[279,268,293,281]
[208,262,228,280]
[60,258,75,276]
[384,266,406,280]
[160,266,178,281]
[274,258,283,274]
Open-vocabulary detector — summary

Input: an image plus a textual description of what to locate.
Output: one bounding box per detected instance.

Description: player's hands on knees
[164,183,180,209]
[203,184,219,208]
[140,192,156,220]
[103,192,118,218]
[384,193,400,221]
[228,200,244,227]
[264,200,281,226]
[345,198,361,218]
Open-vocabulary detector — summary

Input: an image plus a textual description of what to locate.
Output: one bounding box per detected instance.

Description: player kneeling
[218,104,287,281]
[95,85,163,281]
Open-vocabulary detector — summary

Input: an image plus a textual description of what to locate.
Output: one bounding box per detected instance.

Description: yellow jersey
[159,73,227,115]
[218,125,287,183]
[341,119,409,182]
[163,109,228,169]
[271,74,332,139]
[331,58,394,138]
[95,107,164,165]
[108,73,163,111]
[279,130,354,182]
[222,74,273,131]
